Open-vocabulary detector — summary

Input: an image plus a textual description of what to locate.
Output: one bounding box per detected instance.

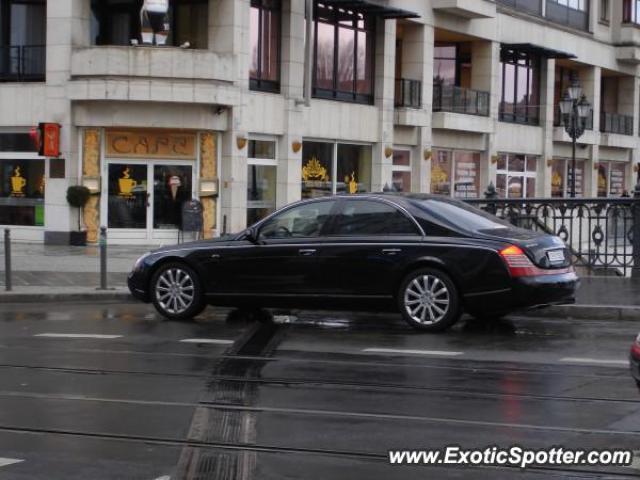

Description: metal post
[4,229,11,292]
[571,111,577,198]
[98,226,107,290]
[633,185,640,278]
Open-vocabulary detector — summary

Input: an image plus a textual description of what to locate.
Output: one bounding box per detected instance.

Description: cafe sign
[106,130,196,159]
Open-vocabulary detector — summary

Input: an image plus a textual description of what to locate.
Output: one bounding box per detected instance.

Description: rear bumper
[464,271,579,314]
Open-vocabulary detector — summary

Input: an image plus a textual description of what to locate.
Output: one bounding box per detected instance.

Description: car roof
[316,193,452,206]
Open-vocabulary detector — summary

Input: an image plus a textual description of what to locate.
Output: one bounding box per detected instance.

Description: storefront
[247,138,278,226]
[550,158,585,197]
[301,141,372,198]
[495,153,538,198]
[431,149,481,198]
[0,131,46,241]
[597,161,628,197]
[81,128,219,244]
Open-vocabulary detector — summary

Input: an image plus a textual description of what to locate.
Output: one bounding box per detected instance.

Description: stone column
[277,0,305,207]
[484,41,502,193]
[581,66,601,197]
[372,18,397,192]
[540,58,556,198]
[43,0,91,244]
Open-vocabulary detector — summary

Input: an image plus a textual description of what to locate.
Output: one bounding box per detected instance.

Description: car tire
[151,262,205,321]
[398,268,461,332]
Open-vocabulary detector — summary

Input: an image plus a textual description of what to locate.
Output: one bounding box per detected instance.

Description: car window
[259,201,335,239]
[416,199,511,233]
[330,200,419,236]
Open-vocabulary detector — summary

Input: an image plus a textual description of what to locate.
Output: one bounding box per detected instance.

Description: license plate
[547,249,565,264]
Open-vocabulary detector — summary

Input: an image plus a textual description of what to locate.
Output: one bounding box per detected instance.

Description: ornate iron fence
[465,194,640,277]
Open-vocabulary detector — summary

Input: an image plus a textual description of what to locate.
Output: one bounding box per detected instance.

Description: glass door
[153,164,193,230]
[107,163,148,230]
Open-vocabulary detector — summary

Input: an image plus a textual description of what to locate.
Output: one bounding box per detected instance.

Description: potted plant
[66,185,91,246]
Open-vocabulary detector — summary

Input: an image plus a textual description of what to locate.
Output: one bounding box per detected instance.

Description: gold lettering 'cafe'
[80,128,218,244]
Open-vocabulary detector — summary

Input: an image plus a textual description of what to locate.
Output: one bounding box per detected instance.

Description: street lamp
[559,73,591,198]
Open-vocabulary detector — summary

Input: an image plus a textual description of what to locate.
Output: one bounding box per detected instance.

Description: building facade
[1,0,640,244]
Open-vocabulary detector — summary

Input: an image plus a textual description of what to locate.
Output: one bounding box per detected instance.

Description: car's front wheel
[151,262,205,320]
[398,268,461,332]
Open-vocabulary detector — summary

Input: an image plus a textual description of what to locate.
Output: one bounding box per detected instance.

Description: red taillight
[499,245,538,277]
[499,245,574,277]
[631,336,640,358]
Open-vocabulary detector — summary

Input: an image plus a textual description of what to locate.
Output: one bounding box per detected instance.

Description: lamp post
[559,73,591,198]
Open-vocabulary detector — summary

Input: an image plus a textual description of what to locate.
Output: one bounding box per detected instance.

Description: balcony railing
[394,78,422,108]
[553,106,594,130]
[433,84,490,116]
[0,45,45,82]
[600,112,634,136]
[496,0,542,15]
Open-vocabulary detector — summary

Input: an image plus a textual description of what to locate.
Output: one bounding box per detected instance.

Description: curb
[525,304,640,321]
[0,291,136,304]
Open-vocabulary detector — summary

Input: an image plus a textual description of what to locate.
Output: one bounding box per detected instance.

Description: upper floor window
[0,0,46,82]
[499,48,541,126]
[600,0,610,23]
[314,2,375,104]
[250,0,281,93]
[546,0,590,30]
[90,0,208,48]
[624,0,640,23]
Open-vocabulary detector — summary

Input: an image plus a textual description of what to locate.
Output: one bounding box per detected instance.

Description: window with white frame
[431,149,481,198]
[597,161,628,197]
[391,150,411,192]
[496,153,538,198]
[551,158,585,197]
[247,139,277,226]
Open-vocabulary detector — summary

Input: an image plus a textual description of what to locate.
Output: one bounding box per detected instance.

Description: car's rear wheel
[151,262,205,320]
[398,268,461,332]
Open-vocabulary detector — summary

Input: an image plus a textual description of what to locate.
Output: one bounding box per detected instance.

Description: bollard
[98,226,107,290]
[4,229,11,292]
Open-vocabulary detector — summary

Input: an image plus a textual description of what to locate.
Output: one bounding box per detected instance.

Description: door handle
[298,248,317,256]
[210,253,221,259]
[382,248,402,255]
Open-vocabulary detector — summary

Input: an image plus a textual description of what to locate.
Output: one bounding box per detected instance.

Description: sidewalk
[0,243,639,319]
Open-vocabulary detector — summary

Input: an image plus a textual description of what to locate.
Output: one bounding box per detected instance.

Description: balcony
[433,84,490,116]
[0,45,45,82]
[432,0,496,18]
[600,112,634,136]
[395,78,422,109]
[496,0,542,16]
[545,0,589,31]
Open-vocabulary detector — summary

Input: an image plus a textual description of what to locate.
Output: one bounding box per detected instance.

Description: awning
[321,0,420,19]
[503,43,576,59]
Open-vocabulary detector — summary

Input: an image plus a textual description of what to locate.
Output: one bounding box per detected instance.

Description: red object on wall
[29,126,41,152]
[40,123,61,157]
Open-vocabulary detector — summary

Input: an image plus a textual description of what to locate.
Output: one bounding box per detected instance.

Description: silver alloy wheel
[403,275,450,325]
[155,267,195,315]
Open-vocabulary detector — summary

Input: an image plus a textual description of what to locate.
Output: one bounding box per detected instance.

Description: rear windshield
[413,198,511,233]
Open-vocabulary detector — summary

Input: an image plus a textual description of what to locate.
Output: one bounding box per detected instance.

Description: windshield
[414,198,512,233]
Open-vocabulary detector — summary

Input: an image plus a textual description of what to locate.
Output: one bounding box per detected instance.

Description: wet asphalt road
[0,302,638,479]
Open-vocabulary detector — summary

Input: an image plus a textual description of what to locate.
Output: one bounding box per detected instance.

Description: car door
[322,198,425,297]
[206,199,338,296]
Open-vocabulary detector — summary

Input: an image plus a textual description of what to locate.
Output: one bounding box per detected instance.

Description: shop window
[551,158,585,197]
[250,0,281,93]
[496,153,538,198]
[431,149,481,198]
[90,0,208,48]
[0,158,45,226]
[500,48,541,126]
[313,2,374,104]
[0,132,36,152]
[336,144,371,195]
[330,200,419,236]
[247,139,277,226]
[301,141,371,198]
[0,0,46,82]
[598,161,628,197]
[391,150,411,192]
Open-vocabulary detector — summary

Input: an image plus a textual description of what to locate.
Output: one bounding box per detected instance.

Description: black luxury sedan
[128,194,579,332]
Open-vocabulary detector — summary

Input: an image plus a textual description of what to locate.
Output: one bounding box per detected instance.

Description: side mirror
[245,227,259,244]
